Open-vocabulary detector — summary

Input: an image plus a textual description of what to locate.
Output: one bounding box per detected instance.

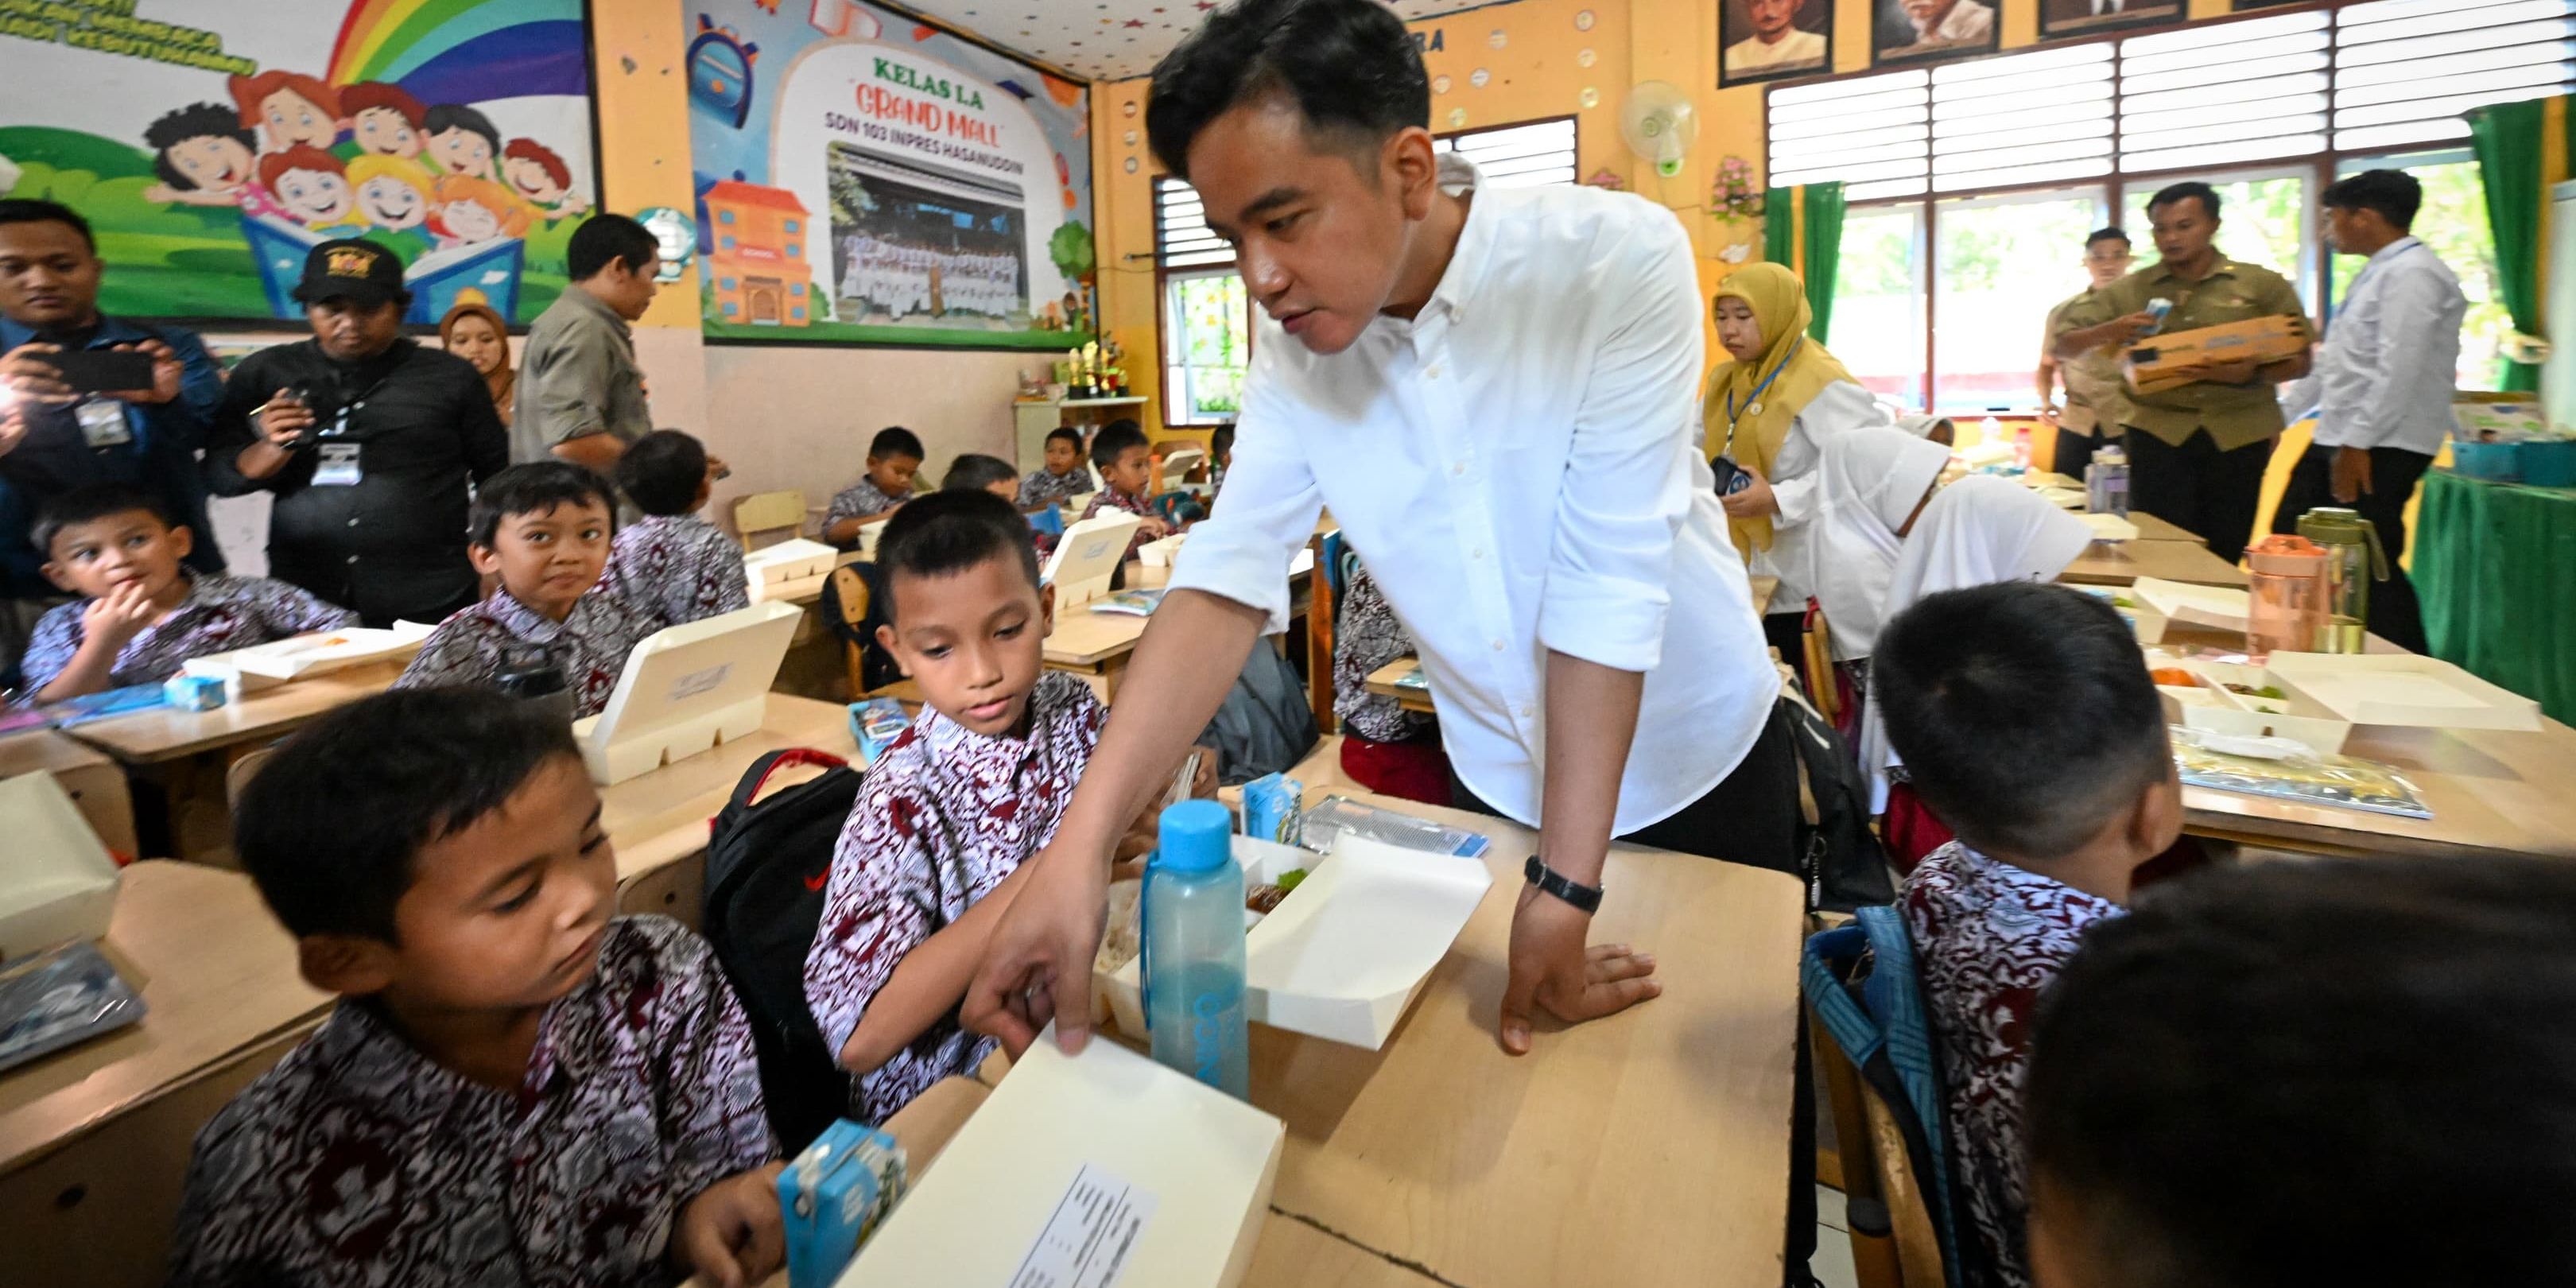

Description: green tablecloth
[2415,468,2576,724]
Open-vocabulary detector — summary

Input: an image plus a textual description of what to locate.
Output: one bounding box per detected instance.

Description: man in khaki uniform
[2055,181,2312,563]
[2037,226,2135,484]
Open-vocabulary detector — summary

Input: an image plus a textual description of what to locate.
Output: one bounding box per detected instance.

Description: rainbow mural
[327,0,592,106]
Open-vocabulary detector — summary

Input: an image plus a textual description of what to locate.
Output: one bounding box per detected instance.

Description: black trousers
[2053,425,2101,483]
[2269,442,2433,654]
[2123,427,2275,564]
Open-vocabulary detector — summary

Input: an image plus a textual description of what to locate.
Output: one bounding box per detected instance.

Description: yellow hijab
[1702,262,1858,553]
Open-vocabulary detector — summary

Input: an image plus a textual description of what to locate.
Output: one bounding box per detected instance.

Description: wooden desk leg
[1100,655,1128,703]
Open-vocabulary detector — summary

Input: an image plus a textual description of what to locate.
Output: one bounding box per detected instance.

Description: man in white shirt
[2272,169,2463,654]
[1892,0,1995,49]
[1726,0,1828,76]
[964,0,1790,1063]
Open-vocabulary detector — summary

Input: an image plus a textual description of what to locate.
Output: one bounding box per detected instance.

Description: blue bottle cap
[1155,799,1233,872]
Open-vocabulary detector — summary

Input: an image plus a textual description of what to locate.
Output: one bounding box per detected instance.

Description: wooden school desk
[1042,604,1152,700]
[2127,511,2202,543]
[1366,657,1435,715]
[0,862,332,1288]
[2182,718,2576,861]
[2060,539,2249,588]
[0,729,138,858]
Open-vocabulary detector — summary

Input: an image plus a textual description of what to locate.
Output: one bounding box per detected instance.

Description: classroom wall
[1092,0,2283,441]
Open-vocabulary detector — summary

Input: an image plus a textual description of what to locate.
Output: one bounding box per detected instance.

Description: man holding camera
[0,198,225,684]
[208,240,508,627]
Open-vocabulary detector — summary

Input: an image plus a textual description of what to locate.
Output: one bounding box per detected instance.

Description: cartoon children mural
[141,103,258,208]
[501,139,588,219]
[229,72,343,153]
[340,82,428,160]
[422,105,502,180]
[428,174,531,249]
[260,146,366,236]
[348,156,433,235]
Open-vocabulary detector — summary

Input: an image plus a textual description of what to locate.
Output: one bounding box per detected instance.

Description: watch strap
[1523,855,1604,914]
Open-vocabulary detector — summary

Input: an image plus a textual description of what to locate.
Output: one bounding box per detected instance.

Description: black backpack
[1775,694,1897,914]
[1194,642,1321,786]
[702,747,863,1153]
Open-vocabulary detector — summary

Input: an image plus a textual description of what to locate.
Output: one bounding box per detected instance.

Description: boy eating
[1016,426,1090,508]
[397,462,656,718]
[21,484,355,702]
[170,688,782,1287]
[1078,418,1171,562]
[823,425,924,547]
[1871,580,2181,1288]
[941,452,1022,504]
[803,491,1206,1122]
[605,429,750,629]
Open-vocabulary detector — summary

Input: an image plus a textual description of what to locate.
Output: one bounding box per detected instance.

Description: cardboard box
[2133,577,2251,635]
[2264,652,2543,731]
[2125,315,2311,395]
[840,1028,1282,1288]
[2079,513,2140,542]
[570,601,804,784]
[2151,656,2352,756]
[178,624,431,694]
[743,537,840,589]
[0,772,120,964]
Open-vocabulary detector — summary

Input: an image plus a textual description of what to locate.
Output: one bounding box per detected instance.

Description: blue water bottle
[1141,799,1251,1099]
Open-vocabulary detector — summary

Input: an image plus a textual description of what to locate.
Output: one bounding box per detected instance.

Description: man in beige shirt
[2037,227,2134,484]
[513,213,659,472]
[2054,181,2312,563]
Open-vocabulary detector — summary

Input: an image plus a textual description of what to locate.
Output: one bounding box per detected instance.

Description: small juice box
[160,673,226,712]
[778,1119,909,1288]
[847,697,914,766]
[1242,772,1303,847]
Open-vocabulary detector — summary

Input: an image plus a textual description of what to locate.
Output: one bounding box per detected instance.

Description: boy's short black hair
[33,483,173,559]
[2027,854,2576,1288]
[615,429,708,518]
[2322,168,2423,231]
[1090,419,1150,471]
[1045,425,1084,453]
[867,425,925,463]
[2085,227,2129,251]
[2147,180,2220,222]
[941,452,1018,495]
[1146,0,1430,182]
[0,197,95,253]
[565,211,658,281]
[421,103,500,152]
[468,461,615,549]
[1208,424,1236,462]
[1872,582,2167,859]
[874,489,1043,626]
[143,104,257,192]
[234,688,584,943]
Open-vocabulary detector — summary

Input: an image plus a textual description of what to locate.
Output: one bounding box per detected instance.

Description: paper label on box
[667,662,732,702]
[1007,1162,1158,1288]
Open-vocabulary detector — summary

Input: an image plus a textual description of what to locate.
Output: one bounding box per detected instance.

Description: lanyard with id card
[73,399,132,448]
[312,441,363,487]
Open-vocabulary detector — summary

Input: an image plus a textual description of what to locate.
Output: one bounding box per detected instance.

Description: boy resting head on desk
[396,460,658,719]
[170,688,784,1288]
[1872,580,2182,1288]
[803,490,1211,1123]
[605,429,751,630]
[823,425,924,548]
[2027,853,2576,1288]
[20,483,355,702]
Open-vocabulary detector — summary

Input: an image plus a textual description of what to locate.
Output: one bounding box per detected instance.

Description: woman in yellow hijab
[1701,262,1898,650]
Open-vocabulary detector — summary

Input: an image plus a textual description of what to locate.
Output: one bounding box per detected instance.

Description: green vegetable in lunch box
[1276,867,1307,892]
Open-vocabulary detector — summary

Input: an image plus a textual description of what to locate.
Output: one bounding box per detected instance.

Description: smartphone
[1710,455,1751,497]
[41,350,155,395]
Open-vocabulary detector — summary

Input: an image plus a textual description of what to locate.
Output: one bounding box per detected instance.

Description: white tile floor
[1812,1185,1860,1288]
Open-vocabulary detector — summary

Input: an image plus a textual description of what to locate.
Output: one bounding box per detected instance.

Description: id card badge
[312,442,363,487]
[74,400,133,448]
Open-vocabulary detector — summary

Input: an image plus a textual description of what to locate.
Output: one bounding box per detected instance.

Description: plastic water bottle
[2091,444,2131,518]
[1142,799,1250,1098]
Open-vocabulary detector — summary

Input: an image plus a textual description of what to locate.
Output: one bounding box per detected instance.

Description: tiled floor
[1812,1185,1860,1288]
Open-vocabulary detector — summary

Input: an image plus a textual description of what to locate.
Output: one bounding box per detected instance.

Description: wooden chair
[1806,911,1958,1288]
[225,745,280,808]
[732,490,808,552]
[830,564,871,699]
[1304,533,1337,735]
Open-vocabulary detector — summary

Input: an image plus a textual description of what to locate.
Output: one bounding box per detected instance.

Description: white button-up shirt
[1168,157,1777,832]
[2295,236,2465,457]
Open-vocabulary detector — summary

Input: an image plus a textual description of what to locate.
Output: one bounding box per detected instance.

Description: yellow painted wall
[1093,0,2301,440]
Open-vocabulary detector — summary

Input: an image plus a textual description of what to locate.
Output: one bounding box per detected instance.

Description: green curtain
[2469,101,2544,393]
[2415,470,2576,724]
[1763,186,1797,268]
[1801,181,1846,345]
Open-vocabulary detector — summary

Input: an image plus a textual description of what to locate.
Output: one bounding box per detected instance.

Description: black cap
[292,239,409,308]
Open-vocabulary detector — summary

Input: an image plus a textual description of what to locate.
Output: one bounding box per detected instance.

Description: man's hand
[257,392,318,448]
[0,405,25,461]
[105,339,182,405]
[1497,886,1658,1056]
[83,581,159,649]
[962,835,1112,1057]
[0,343,74,406]
[1139,514,1173,540]
[1719,466,1778,520]
[673,1164,786,1288]
[2039,402,2062,425]
[2332,445,2374,504]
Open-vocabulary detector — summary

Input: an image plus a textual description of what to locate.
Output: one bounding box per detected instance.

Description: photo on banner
[1872,0,2000,68]
[1720,0,1833,87]
[2039,0,2182,39]
[0,0,600,328]
[686,1,1096,350]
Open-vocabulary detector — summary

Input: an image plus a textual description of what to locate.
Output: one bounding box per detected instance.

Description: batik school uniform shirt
[166,917,775,1288]
[1081,487,1158,563]
[1900,841,2125,1288]
[1017,466,1088,509]
[1332,563,1432,745]
[805,670,1105,1123]
[394,587,657,719]
[605,513,751,629]
[19,572,355,694]
[824,477,908,537]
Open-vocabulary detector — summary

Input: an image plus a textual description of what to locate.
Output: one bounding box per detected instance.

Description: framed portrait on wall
[1873,0,2001,68]
[2041,0,2183,37]
[1721,0,1833,87]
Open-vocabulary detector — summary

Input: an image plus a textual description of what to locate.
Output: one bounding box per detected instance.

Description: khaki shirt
[511,287,653,464]
[2044,291,2128,437]
[2054,257,2310,452]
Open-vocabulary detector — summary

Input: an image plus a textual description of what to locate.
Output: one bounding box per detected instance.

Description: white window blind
[2334,0,2576,153]
[1931,44,2116,194]
[2120,10,2333,174]
[1153,176,1232,270]
[1769,70,1932,200]
[1433,117,1579,189]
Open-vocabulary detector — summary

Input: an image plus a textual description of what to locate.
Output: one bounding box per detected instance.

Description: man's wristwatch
[1523,855,1604,914]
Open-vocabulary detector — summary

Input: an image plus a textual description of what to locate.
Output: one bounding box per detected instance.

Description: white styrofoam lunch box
[0,771,120,964]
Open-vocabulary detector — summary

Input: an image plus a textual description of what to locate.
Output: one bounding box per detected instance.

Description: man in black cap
[206,239,508,626]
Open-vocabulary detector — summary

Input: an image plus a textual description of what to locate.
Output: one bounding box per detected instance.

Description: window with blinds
[2334,0,2576,153]
[1153,176,1232,270]
[1433,116,1579,189]
[2119,10,2332,174]
[1769,46,2118,200]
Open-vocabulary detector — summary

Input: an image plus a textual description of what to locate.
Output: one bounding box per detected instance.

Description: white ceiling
[901,0,1496,83]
